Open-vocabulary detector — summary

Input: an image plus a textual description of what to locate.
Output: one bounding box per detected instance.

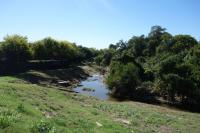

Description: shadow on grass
[110,93,200,113]
[15,65,89,85]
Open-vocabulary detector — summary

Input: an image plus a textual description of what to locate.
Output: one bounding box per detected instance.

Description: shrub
[32,38,79,61]
[0,35,31,62]
[94,55,103,66]
[0,35,32,73]
[106,61,142,98]
[0,109,20,129]
[17,103,25,113]
[33,37,61,60]
[31,120,56,133]
[171,35,198,53]
[159,73,197,103]
[77,46,98,61]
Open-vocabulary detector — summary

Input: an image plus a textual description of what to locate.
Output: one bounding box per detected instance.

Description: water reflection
[73,73,109,100]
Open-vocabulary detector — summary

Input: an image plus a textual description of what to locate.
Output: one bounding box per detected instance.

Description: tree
[94,48,116,66]
[103,26,200,106]
[77,46,98,61]
[109,44,117,50]
[0,42,3,60]
[148,25,166,39]
[33,37,80,61]
[161,73,197,103]
[158,55,180,75]
[0,35,31,62]
[171,35,198,53]
[128,35,147,57]
[185,45,200,66]
[106,61,142,98]
[101,49,115,66]
[115,40,127,51]
[59,41,79,61]
[160,32,173,46]
[33,37,60,60]
[147,26,167,55]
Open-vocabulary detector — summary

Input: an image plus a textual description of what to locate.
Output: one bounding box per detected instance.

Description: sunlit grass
[0,70,200,133]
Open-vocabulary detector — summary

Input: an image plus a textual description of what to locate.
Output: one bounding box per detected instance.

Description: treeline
[95,26,200,106]
[0,35,98,74]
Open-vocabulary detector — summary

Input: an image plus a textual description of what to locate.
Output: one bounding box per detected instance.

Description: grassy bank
[0,66,200,133]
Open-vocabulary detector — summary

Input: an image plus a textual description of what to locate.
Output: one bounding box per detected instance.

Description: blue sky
[0,0,200,49]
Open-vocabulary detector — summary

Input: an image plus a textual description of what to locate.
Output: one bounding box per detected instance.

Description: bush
[94,55,103,66]
[32,38,81,61]
[106,61,142,98]
[94,49,115,66]
[0,109,20,129]
[158,54,185,75]
[171,35,198,53]
[158,73,197,104]
[0,35,32,74]
[102,26,200,106]
[31,120,56,133]
[33,38,62,60]
[17,103,26,113]
[0,35,31,62]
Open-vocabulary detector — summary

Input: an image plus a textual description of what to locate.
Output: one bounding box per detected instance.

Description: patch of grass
[0,68,200,133]
[0,108,21,129]
[31,120,56,133]
[17,104,26,113]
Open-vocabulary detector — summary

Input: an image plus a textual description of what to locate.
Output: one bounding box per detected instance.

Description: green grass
[0,70,200,133]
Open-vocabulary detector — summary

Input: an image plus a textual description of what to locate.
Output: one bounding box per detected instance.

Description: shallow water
[73,73,110,100]
[73,73,198,112]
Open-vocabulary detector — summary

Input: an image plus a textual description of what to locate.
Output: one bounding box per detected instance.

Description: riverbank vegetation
[1,26,200,132]
[0,35,98,74]
[95,26,200,108]
[1,68,200,132]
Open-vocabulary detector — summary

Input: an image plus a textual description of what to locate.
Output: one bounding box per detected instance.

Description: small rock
[82,87,95,92]
[115,118,130,125]
[58,80,70,86]
[121,119,130,125]
[96,122,103,127]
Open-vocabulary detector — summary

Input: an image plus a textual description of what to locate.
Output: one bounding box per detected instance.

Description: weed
[0,108,20,129]
[17,103,26,113]
[31,120,56,133]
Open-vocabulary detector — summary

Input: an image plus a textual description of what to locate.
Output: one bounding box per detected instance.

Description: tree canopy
[96,26,200,105]
[0,35,98,74]
[0,35,31,62]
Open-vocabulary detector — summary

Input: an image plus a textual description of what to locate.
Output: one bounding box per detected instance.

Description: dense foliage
[0,35,97,74]
[106,61,142,98]
[0,35,32,63]
[97,26,200,105]
[32,37,79,61]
